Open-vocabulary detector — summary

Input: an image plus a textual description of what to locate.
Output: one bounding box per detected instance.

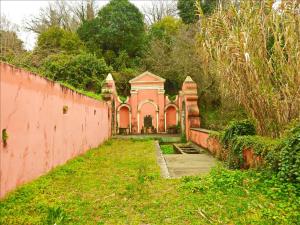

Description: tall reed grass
[197,0,300,137]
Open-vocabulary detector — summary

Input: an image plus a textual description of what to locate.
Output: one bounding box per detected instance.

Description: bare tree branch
[143,0,178,25]
[24,0,98,34]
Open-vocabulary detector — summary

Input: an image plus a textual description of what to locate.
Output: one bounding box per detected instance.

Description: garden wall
[0,62,111,198]
[190,128,262,168]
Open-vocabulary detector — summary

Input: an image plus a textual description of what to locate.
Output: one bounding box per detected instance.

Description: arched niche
[117,104,131,134]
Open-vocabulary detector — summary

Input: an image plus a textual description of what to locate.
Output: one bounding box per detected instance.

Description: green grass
[1,139,299,224]
[160,144,175,154]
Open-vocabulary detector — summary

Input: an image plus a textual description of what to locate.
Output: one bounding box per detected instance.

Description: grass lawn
[1,139,299,224]
[160,144,175,154]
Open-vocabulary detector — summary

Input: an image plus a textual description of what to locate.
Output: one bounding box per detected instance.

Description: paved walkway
[157,143,217,178]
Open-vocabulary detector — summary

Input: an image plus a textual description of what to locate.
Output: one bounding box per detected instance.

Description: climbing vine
[208,120,300,182]
[228,135,281,169]
[278,125,300,183]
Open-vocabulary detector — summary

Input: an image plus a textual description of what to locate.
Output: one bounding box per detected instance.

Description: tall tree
[77,0,145,57]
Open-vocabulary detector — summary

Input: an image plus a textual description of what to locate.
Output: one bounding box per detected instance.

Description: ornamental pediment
[129,71,165,84]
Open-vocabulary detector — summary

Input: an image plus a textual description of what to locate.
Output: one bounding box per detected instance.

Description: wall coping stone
[190,128,214,134]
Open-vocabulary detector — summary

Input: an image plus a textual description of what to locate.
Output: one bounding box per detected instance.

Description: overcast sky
[0,0,156,50]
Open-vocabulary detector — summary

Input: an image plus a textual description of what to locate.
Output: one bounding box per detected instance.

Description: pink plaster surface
[190,129,209,149]
[166,106,177,128]
[190,129,264,168]
[0,63,111,198]
[119,106,129,128]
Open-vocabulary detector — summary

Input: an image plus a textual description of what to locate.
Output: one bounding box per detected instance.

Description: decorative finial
[106,73,114,81]
[184,76,194,82]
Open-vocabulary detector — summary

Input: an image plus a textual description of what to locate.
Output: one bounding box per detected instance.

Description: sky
[0,0,157,50]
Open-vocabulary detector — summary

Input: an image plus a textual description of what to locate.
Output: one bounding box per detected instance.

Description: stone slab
[163,151,216,178]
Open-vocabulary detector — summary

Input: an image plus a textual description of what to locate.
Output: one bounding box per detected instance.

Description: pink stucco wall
[189,129,210,149]
[166,106,177,128]
[119,106,129,128]
[0,63,111,198]
[189,128,263,168]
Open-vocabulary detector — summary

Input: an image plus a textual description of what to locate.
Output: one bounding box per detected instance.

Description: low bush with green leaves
[221,120,256,147]
[41,53,111,93]
[278,125,300,183]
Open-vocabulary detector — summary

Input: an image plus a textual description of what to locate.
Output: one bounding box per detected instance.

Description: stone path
[157,142,217,178]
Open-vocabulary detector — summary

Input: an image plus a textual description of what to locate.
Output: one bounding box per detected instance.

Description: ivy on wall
[208,120,300,184]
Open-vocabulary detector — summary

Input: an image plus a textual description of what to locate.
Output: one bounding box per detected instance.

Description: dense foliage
[210,119,300,182]
[112,68,137,96]
[149,16,182,44]
[177,0,225,24]
[227,135,281,169]
[177,0,198,24]
[41,53,111,92]
[37,27,84,54]
[278,125,300,183]
[78,0,145,58]
[221,120,256,147]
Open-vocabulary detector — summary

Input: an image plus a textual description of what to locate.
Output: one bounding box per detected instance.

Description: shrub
[41,53,111,92]
[222,120,256,147]
[278,124,300,183]
[37,27,84,54]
